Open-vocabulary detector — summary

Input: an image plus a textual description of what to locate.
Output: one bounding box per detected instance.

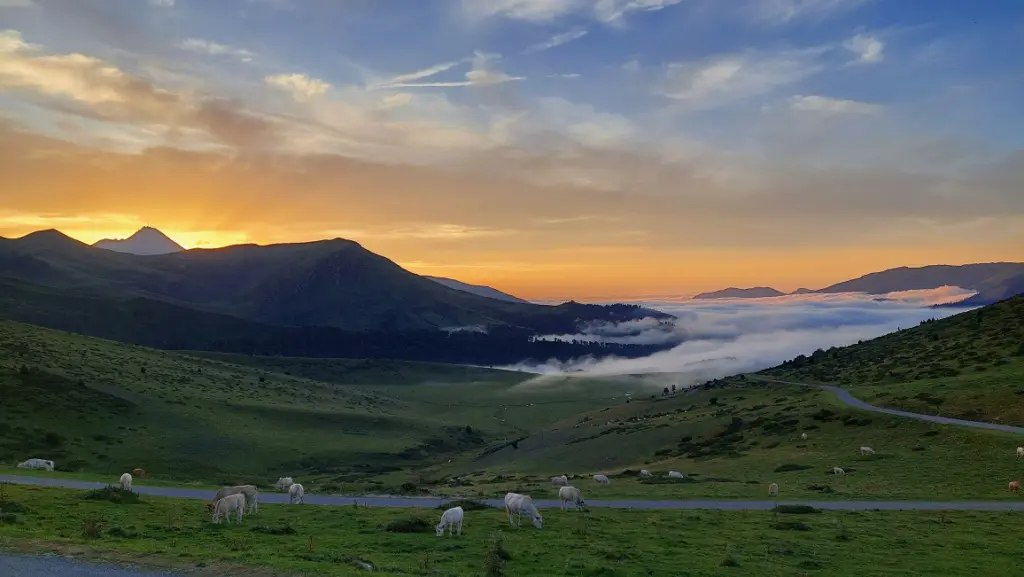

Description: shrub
[82,516,105,539]
[384,516,432,533]
[437,499,490,512]
[0,513,18,525]
[83,485,141,505]
[774,464,812,473]
[484,531,512,576]
[251,525,298,536]
[773,505,821,515]
[773,521,811,531]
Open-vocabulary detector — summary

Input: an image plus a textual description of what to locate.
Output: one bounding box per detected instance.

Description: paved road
[0,554,182,577]
[754,377,1024,435]
[4,475,1024,511]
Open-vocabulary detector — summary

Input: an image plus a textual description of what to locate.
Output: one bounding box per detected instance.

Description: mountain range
[693,263,1024,305]
[0,228,669,336]
[423,276,529,304]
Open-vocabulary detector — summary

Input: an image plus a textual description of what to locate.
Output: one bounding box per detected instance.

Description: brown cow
[1009,481,1020,493]
[132,468,146,478]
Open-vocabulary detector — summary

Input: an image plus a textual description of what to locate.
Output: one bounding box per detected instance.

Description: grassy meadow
[2,484,1023,577]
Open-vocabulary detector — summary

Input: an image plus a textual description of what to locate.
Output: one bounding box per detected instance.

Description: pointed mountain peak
[93,227,184,256]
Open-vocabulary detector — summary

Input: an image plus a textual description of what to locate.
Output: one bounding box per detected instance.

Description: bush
[82,516,105,539]
[0,513,18,525]
[484,532,511,576]
[437,499,490,512]
[83,485,141,505]
[384,516,432,533]
[251,525,298,535]
[774,464,812,473]
[773,505,821,515]
[773,521,811,531]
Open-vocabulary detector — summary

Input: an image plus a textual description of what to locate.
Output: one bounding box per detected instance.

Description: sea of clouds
[505,286,977,386]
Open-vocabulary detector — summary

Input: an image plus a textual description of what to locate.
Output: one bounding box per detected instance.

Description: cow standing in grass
[1010,481,1021,494]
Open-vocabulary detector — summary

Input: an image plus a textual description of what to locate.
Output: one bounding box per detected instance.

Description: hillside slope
[93,227,184,255]
[0,230,670,333]
[425,275,529,303]
[692,287,785,299]
[818,263,1024,295]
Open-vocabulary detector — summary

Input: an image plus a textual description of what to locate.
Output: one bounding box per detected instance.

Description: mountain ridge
[93,226,185,255]
[424,275,529,304]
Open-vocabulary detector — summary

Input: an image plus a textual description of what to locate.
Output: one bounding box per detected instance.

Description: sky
[0,0,1022,300]
[509,286,975,381]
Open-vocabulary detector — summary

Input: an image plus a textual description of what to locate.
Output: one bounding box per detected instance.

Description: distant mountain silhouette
[0,230,672,333]
[94,227,184,255]
[693,287,785,300]
[425,276,529,304]
[935,272,1024,308]
[790,288,815,295]
[818,263,1024,298]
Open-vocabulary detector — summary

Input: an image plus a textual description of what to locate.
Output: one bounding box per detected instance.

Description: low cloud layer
[508,287,976,383]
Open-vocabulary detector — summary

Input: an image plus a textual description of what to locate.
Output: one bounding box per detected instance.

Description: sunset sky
[1,0,1022,300]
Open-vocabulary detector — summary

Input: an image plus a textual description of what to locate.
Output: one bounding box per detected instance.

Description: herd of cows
[15,440,1024,530]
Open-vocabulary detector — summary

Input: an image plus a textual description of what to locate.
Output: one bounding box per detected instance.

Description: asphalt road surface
[754,377,1024,435]
[0,554,183,577]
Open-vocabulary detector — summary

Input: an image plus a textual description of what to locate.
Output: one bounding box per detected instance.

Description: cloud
[508,287,977,380]
[546,73,581,79]
[325,223,514,241]
[148,0,174,6]
[264,73,332,100]
[844,33,885,65]
[0,0,35,7]
[379,51,523,89]
[176,38,255,62]
[462,0,682,23]
[789,94,881,115]
[524,27,588,54]
[660,49,823,109]
[747,0,871,25]
[371,60,465,89]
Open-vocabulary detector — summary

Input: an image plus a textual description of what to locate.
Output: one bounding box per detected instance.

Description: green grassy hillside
[0,320,628,484]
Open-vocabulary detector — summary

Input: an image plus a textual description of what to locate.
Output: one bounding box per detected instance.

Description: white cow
[274,477,294,491]
[668,471,685,479]
[212,493,246,524]
[800,433,808,440]
[17,458,54,471]
[504,492,543,529]
[551,475,568,487]
[1016,446,1023,459]
[768,482,779,497]
[213,485,259,514]
[119,472,132,491]
[558,486,585,511]
[435,505,464,536]
[288,483,305,504]
[639,469,652,478]
[593,474,610,484]
[860,446,876,456]
[833,467,846,475]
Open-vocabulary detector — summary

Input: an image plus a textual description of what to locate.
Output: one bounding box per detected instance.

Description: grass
[1,484,1022,576]
[0,320,633,486]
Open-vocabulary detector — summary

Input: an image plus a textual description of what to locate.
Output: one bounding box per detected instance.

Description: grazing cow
[1017,447,1023,459]
[435,506,464,536]
[17,458,54,471]
[1010,481,1021,494]
[833,467,846,475]
[800,433,808,440]
[504,492,543,529]
[860,446,876,456]
[212,493,246,524]
[593,474,610,484]
[558,486,585,511]
[288,483,305,504]
[131,468,146,478]
[668,471,685,479]
[639,469,652,478]
[119,472,132,491]
[768,482,779,497]
[213,485,259,514]
[551,475,568,487]
[274,477,294,491]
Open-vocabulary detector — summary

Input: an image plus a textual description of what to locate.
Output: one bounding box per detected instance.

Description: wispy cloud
[844,33,885,65]
[0,0,35,7]
[660,49,823,109]
[371,60,466,89]
[378,51,524,88]
[524,27,588,54]
[176,38,254,62]
[147,0,174,7]
[264,73,332,99]
[748,0,872,25]
[328,223,515,241]
[462,0,683,24]
[789,94,882,115]
[546,73,581,79]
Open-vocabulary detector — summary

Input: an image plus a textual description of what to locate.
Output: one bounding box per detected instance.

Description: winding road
[754,377,1024,435]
